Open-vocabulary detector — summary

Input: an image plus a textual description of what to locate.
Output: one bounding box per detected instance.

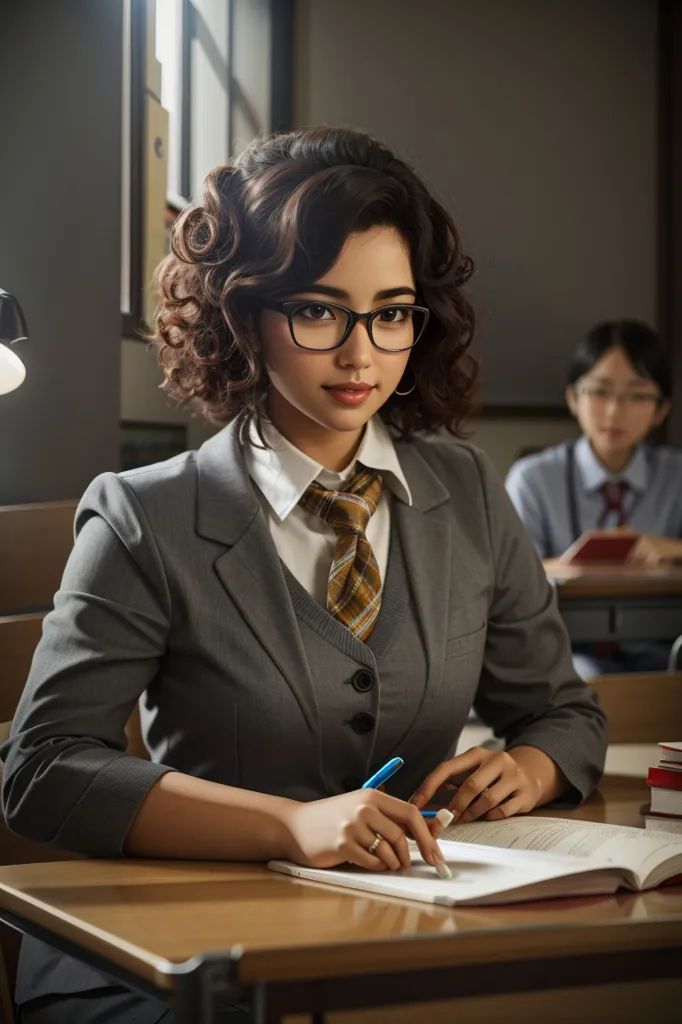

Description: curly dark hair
[154,126,479,438]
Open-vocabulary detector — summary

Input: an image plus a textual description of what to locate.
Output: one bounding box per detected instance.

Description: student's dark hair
[567,320,671,397]
[153,126,478,438]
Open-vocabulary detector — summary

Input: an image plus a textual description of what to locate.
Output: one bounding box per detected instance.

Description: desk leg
[172,955,246,1024]
[253,983,328,1024]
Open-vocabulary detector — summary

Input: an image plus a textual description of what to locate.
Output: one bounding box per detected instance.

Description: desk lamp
[0,288,28,394]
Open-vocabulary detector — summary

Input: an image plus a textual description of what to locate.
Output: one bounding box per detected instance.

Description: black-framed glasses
[260,299,430,352]
[575,385,662,406]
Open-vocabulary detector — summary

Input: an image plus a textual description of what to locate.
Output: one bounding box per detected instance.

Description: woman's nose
[339,319,373,366]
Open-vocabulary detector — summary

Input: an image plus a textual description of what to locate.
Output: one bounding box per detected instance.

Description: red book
[647,766,682,790]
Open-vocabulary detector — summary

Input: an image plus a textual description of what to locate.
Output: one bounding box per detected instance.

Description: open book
[268,817,682,906]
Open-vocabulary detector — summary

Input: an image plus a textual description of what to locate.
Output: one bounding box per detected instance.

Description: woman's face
[259,225,415,444]
[566,345,670,463]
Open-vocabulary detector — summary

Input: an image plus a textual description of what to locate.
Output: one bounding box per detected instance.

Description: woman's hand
[410,746,565,824]
[280,789,448,872]
[629,534,682,566]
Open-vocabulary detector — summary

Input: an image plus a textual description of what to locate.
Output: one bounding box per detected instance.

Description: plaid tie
[598,481,629,528]
[299,467,383,641]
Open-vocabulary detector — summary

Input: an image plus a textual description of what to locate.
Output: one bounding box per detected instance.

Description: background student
[506,320,682,677]
[2,127,606,1024]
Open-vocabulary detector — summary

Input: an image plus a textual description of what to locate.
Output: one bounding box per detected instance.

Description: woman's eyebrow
[296,284,349,298]
[375,287,417,300]
[292,284,417,301]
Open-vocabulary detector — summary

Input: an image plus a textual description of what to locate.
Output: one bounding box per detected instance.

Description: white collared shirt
[573,434,649,529]
[573,434,648,494]
[243,416,412,605]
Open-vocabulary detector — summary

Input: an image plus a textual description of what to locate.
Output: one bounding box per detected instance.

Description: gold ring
[367,833,383,855]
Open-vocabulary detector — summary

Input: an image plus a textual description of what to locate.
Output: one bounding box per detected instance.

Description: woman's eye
[298,303,335,321]
[378,306,409,323]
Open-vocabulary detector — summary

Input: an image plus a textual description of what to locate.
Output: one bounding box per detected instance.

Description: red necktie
[598,481,629,528]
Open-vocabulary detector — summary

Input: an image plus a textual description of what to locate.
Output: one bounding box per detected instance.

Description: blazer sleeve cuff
[54,754,176,856]
[507,728,605,807]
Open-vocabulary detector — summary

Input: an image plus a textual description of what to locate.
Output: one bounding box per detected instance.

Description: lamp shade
[0,343,26,395]
[0,289,28,395]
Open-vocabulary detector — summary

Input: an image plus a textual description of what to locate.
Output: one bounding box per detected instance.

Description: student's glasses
[260,300,430,352]
[575,385,662,406]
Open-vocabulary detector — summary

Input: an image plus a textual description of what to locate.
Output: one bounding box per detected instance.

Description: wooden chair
[0,501,77,614]
[0,504,148,1021]
[587,672,682,743]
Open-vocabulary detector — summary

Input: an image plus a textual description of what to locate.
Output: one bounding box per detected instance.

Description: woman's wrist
[508,745,567,807]
[267,795,304,860]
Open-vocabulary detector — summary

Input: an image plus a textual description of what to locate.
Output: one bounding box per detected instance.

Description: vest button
[350,712,375,735]
[351,669,375,693]
[342,775,362,791]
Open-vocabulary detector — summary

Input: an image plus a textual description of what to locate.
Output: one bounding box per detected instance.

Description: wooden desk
[0,777,679,1024]
[544,561,682,647]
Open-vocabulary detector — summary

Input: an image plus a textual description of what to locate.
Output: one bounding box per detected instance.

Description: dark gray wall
[661,0,682,448]
[294,0,658,410]
[0,0,122,503]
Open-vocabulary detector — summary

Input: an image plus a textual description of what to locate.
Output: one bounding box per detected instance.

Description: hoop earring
[395,371,416,397]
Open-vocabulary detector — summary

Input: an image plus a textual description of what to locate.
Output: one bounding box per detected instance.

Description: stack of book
[646,741,682,834]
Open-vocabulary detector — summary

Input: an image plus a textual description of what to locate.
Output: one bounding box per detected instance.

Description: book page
[269,842,620,907]
[441,817,682,888]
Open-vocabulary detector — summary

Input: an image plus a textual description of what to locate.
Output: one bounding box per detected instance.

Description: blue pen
[361,757,404,790]
[361,758,439,818]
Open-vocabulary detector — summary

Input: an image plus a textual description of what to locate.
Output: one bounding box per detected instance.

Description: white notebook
[268,816,682,906]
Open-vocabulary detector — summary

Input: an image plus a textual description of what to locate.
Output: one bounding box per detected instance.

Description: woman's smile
[323,382,376,405]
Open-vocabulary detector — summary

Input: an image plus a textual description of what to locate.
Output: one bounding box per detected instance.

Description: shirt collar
[244,416,413,521]
[574,435,649,494]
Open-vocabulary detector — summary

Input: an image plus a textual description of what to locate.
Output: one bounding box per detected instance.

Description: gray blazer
[3,421,606,857]
[2,421,607,1002]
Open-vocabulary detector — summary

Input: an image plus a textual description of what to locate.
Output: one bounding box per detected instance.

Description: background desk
[544,561,682,647]
[0,778,680,1023]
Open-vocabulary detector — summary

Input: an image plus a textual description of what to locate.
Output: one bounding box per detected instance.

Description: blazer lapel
[196,423,319,733]
[392,441,451,729]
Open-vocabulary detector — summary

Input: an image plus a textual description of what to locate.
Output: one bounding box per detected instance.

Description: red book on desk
[648,763,682,817]
[560,529,640,565]
[647,765,682,790]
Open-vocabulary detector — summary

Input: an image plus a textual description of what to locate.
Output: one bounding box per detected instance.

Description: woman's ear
[653,398,671,428]
[565,385,578,418]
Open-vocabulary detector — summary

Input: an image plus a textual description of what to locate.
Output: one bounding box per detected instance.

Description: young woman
[3,128,606,1024]
[506,321,682,677]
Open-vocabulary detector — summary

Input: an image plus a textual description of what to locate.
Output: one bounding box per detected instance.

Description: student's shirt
[243,416,412,603]
[505,435,682,558]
